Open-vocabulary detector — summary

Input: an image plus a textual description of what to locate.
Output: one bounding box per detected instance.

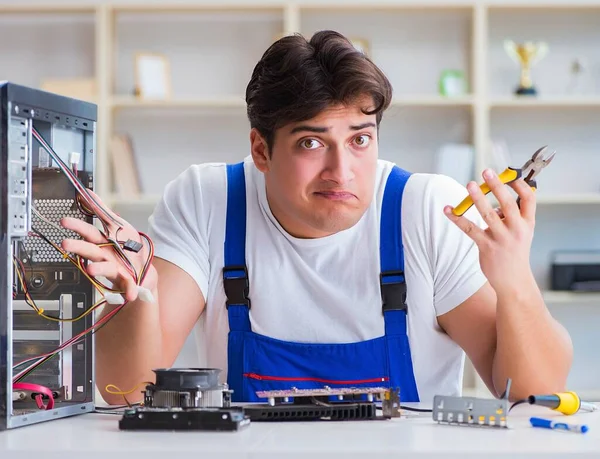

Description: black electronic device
[1,81,97,430]
[551,250,600,291]
[119,406,250,431]
[118,368,249,431]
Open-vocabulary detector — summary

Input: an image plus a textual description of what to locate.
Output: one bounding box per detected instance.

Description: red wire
[13,382,55,410]
[13,129,158,403]
[12,301,123,382]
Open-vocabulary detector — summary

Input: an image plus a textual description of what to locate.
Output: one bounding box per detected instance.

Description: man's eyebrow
[350,122,376,131]
[289,122,376,134]
[290,125,328,134]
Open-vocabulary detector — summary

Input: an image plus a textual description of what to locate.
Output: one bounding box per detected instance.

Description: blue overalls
[222,162,420,403]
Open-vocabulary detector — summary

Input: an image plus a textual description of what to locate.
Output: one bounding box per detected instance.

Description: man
[62,31,572,405]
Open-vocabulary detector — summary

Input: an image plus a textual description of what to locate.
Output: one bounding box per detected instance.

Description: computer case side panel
[1,82,98,430]
[0,82,10,431]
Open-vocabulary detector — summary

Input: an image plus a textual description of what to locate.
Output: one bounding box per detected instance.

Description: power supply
[0,81,98,429]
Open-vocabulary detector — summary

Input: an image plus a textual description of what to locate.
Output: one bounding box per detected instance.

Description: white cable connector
[68,151,80,167]
[103,286,155,305]
[137,285,155,303]
[104,292,125,305]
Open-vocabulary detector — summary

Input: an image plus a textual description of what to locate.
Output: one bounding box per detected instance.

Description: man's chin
[311,209,364,235]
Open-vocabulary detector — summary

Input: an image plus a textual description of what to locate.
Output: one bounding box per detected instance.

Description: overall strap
[380,165,420,402]
[223,162,251,332]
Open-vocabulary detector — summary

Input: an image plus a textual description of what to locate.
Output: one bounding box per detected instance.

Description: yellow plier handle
[452,167,522,216]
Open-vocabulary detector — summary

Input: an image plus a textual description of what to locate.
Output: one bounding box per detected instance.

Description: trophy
[504,40,548,96]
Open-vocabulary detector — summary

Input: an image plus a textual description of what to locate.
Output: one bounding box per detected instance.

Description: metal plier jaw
[452,145,556,216]
[518,145,556,191]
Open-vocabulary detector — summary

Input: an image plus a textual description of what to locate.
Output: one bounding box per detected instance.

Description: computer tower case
[0,82,97,429]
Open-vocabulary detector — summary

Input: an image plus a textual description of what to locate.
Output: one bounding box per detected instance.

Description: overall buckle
[380,270,407,312]
[223,265,251,309]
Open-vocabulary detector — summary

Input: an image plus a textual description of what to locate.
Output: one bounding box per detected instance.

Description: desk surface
[2,403,600,458]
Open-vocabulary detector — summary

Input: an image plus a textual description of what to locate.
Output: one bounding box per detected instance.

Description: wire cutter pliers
[452,145,556,216]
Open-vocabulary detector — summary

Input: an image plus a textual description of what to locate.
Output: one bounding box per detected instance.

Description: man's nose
[323,146,355,185]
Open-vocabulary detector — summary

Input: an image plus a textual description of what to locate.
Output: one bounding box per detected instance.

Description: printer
[551,250,600,291]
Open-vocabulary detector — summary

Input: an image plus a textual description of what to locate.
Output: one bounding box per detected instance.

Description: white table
[2,403,600,458]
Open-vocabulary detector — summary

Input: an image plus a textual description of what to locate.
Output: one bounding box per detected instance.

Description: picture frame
[134,52,172,100]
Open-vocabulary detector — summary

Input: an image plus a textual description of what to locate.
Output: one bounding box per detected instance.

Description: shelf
[536,194,600,205]
[298,3,474,12]
[111,95,473,110]
[110,96,246,110]
[489,97,600,108]
[487,4,600,11]
[0,9,96,91]
[300,7,473,98]
[542,290,600,305]
[0,5,96,14]
[112,4,284,14]
[488,8,600,98]
[113,8,283,100]
[391,95,474,107]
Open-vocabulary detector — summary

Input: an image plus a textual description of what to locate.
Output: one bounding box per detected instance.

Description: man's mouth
[314,191,356,200]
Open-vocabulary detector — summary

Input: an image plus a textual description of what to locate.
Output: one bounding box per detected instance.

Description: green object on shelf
[439,70,467,97]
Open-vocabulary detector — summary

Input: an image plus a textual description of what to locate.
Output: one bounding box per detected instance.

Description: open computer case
[0,81,97,429]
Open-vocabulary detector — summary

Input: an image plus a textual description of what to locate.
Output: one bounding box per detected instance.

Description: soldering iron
[528,391,597,415]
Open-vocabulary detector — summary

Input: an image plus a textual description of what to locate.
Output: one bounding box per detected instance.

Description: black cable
[376,405,432,413]
[400,405,433,413]
[509,399,529,412]
[94,402,141,413]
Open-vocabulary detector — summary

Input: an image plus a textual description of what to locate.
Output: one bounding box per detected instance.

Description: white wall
[3,0,599,397]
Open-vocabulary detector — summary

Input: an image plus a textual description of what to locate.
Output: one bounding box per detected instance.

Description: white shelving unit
[2,1,600,398]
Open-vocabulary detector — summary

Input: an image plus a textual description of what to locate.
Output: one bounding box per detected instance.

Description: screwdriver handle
[528,392,580,415]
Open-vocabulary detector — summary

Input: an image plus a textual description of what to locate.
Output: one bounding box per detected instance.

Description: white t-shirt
[147,156,487,402]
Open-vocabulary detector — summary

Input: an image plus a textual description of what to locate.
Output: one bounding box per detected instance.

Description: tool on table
[432,378,512,428]
[528,391,598,415]
[452,145,556,216]
[530,417,589,434]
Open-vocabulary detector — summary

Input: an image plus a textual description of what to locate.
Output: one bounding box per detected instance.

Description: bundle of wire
[11,127,155,405]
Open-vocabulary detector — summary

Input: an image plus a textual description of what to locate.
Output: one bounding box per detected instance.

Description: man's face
[251,98,379,239]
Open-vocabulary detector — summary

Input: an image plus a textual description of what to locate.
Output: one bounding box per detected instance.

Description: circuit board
[249,386,402,421]
[255,387,390,399]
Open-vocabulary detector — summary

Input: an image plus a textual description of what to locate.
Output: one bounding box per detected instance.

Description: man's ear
[250,128,269,173]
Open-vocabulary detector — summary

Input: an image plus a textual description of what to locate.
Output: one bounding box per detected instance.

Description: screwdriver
[528,391,598,415]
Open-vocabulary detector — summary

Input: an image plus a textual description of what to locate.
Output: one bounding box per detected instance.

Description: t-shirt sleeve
[146,165,211,300]
[425,174,488,316]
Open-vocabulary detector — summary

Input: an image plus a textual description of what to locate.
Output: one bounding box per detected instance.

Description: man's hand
[60,191,157,303]
[443,168,536,297]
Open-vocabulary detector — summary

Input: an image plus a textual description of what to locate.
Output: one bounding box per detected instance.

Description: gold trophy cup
[504,40,548,96]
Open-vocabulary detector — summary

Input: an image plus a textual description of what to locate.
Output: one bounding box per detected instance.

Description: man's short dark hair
[245,30,393,154]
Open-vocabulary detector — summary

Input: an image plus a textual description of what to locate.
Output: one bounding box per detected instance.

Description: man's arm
[441,167,573,401]
[95,257,205,405]
[437,280,572,401]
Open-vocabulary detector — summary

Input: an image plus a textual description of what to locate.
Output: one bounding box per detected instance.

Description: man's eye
[300,139,322,149]
[354,135,371,147]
